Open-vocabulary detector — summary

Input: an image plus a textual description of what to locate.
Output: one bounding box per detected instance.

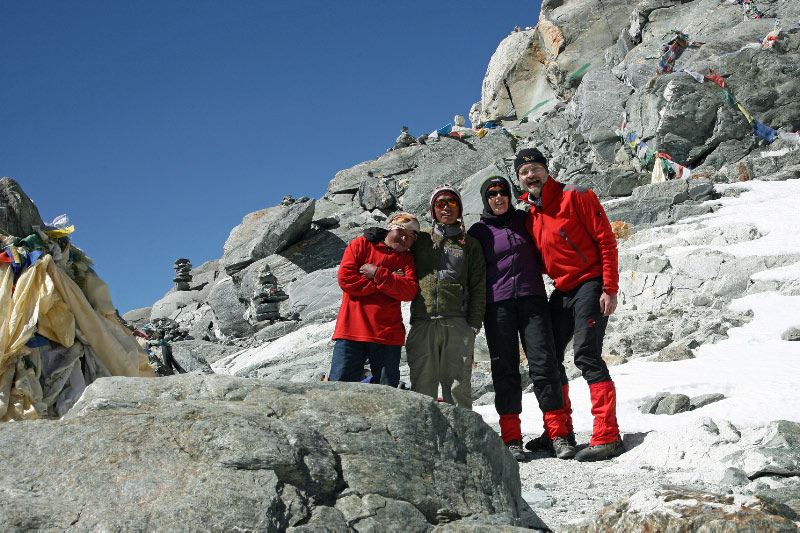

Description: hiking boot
[552,436,577,459]
[575,439,625,462]
[505,439,526,461]
[524,431,576,452]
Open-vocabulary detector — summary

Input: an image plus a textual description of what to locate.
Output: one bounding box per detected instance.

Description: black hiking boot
[575,439,625,462]
[505,439,526,461]
[524,431,576,452]
[552,436,577,459]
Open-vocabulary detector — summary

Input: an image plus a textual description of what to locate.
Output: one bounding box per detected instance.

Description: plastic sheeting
[0,255,153,421]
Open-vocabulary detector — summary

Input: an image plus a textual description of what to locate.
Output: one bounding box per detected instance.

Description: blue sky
[1,1,542,314]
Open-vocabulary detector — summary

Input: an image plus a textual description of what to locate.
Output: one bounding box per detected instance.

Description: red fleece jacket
[332,236,418,345]
[520,178,619,294]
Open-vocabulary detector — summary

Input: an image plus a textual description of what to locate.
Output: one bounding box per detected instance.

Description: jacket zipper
[434,237,442,315]
[559,229,588,264]
[505,226,517,298]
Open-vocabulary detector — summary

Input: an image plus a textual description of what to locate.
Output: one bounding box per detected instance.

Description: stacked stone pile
[172,257,192,290]
[243,263,289,326]
[148,317,190,343]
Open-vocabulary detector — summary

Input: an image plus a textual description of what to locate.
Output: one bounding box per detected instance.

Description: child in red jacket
[329,213,420,386]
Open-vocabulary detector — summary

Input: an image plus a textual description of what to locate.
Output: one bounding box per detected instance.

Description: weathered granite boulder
[358,174,402,210]
[652,343,695,362]
[222,198,316,275]
[566,67,632,161]
[0,375,543,530]
[207,275,252,339]
[121,306,151,327]
[561,485,799,532]
[149,289,203,321]
[287,267,342,320]
[170,339,239,366]
[0,176,44,237]
[655,393,691,415]
[476,0,635,124]
[604,178,714,227]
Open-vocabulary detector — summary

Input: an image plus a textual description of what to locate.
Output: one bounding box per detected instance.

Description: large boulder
[0,177,45,237]
[221,198,316,275]
[121,306,151,328]
[149,289,203,321]
[475,0,634,124]
[207,275,252,339]
[0,375,542,531]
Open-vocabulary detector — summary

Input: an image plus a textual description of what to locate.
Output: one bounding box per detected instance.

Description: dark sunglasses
[434,198,458,209]
[486,189,510,199]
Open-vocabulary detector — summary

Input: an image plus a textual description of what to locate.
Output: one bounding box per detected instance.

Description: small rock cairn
[246,264,289,326]
[173,258,192,291]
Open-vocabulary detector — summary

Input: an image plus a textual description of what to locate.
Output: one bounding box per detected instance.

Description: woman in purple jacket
[467,175,574,461]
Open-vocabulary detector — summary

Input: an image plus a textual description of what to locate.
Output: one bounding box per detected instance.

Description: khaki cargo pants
[406,317,475,409]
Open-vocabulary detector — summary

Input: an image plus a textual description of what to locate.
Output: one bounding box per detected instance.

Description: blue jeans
[329,339,401,387]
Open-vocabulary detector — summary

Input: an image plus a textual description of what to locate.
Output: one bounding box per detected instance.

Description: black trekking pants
[550,277,612,386]
[484,295,564,415]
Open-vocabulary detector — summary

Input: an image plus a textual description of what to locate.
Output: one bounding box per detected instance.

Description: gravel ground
[515,431,664,531]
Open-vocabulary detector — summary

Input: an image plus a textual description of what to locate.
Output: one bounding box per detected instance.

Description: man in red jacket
[329,212,420,387]
[516,148,624,462]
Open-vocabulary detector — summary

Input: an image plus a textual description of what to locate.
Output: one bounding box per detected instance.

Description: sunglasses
[486,189,510,199]
[434,198,458,209]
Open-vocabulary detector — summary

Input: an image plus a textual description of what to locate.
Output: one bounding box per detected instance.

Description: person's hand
[359,263,378,279]
[392,269,404,277]
[599,292,618,316]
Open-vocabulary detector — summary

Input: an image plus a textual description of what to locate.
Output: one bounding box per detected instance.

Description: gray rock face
[327,146,424,195]
[399,131,517,218]
[560,485,799,532]
[222,198,316,275]
[121,306,151,327]
[604,178,714,226]
[0,375,539,530]
[0,177,44,237]
[170,339,239,366]
[287,267,341,320]
[149,288,202,321]
[207,276,252,339]
[566,67,632,162]
[358,174,402,210]
[477,0,634,124]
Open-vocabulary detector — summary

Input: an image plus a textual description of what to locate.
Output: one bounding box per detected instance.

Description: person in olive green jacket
[406,184,487,408]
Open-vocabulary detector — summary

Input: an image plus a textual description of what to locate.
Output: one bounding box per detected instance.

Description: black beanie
[514,148,548,175]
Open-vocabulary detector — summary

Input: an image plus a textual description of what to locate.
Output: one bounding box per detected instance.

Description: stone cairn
[173,258,192,290]
[245,264,289,326]
[280,194,310,206]
[392,125,416,150]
